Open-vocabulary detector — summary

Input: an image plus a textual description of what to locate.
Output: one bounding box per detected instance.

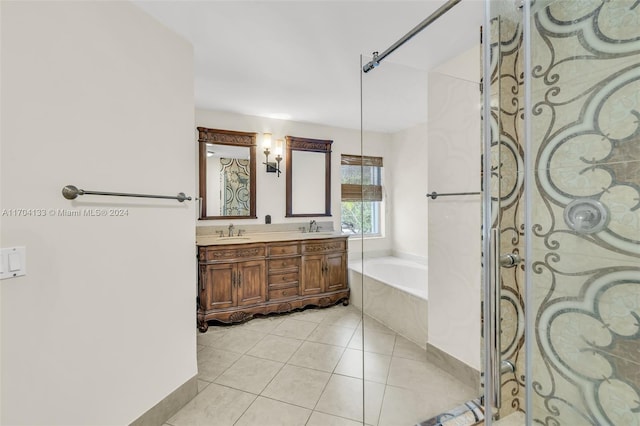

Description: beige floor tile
[378,385,452,426]
[306,411,366,426]
[315,374,385,424]
[207,328,265,354]
[196,327,228,347]
[197,347,241,382]
[197,344,206,352]
[288,307,332,323]
[307,324,356,347]
[393,335,427,361]
[321,308,362,330]
[196,379,210,393]
[288,341,345,372]
[334,348,392,383]
[167,383,255,426]
[246,334,303,362]
[386,357,476,403]
[348,329,396,355]
[214,355,283,394]
[261,364,331,409]
[238,316,285,333]
[234,396,311,426]
[270,318,318,339]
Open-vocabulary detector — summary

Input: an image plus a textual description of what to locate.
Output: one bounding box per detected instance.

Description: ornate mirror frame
[197,127,257,220]
[285,135,332,217]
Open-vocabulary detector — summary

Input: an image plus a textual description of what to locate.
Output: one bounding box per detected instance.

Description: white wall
[426,48,482,370]
[1,2,196,424]
[195,109,393,258]
[389,123,429,263]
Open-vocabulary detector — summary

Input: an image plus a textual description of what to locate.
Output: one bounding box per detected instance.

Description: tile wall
[528,1,640,424]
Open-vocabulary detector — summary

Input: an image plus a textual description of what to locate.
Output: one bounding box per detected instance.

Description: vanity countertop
[196,231,346,246]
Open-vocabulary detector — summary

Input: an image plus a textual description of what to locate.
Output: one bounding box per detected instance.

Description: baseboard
[130,375,198,426]
[427,343,480,390]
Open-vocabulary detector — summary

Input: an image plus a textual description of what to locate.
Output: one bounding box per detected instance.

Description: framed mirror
[285,136,332,217]
[197,127,257,220]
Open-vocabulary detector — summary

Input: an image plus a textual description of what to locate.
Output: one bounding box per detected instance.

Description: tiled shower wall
[529,1,640,424]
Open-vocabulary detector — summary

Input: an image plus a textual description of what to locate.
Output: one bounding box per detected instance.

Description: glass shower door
[359,28,483,423]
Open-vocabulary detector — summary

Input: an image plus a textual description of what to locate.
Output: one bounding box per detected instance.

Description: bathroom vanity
[196,233,349,331]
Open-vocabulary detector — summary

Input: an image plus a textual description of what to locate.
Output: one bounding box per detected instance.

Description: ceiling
[133,1,483,133]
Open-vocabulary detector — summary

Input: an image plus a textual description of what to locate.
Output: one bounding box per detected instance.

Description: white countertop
[196,231,346,246]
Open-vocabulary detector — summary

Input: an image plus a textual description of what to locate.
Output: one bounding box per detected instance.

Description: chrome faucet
[228,223,234,237]
[309,220,317,232]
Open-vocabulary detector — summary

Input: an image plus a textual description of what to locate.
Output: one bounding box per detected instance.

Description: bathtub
[348,256,428,347]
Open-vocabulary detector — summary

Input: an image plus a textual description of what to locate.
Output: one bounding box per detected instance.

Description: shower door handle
[489,227,502,410]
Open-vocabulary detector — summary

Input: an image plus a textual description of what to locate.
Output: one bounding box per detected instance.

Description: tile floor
[166,304,478,426]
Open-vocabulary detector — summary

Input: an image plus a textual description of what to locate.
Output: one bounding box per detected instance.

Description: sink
[299,231,335,236]
[217,237,251,241]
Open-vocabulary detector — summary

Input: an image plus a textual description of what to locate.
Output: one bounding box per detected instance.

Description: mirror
[198,127,257,219]
[285,136,332,217]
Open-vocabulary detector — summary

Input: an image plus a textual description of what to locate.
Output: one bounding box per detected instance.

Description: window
[340,154,383,237]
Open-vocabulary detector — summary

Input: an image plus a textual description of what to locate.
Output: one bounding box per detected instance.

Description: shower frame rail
[426,191,481,200]
[61,185,192,202]
[362,0,462,73]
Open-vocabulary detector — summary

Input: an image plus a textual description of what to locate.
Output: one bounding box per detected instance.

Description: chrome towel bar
[62,185,192,202]
[426,191,481,199]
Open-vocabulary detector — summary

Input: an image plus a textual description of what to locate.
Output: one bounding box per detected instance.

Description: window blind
[341,155,383,202]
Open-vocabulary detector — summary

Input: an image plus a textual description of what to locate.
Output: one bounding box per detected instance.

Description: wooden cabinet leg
[198,319,209,333]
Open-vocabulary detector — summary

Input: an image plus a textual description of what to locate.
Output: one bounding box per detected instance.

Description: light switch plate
[0,247,26,280]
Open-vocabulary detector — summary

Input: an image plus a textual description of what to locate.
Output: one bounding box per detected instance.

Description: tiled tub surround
[528,1,640,424]
[166,304,477,426]
[349,256,428,348]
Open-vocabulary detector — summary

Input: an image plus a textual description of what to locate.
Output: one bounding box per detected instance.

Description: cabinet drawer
[268,286,299,300]
[302,239,346,254]
[268,257,300,271]
[268,243,300,257]
[201,244,265,261]
[269,271,299,285]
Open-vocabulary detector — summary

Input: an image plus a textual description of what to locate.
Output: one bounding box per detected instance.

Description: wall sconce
[262,133,283,177]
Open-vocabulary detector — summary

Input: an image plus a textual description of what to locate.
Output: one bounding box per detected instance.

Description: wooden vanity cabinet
[197,236,349,331]
[200,259,265,310]
[267,242,301,301]
[301,239,348,295]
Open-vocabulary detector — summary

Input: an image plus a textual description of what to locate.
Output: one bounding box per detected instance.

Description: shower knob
[563,198,608,234]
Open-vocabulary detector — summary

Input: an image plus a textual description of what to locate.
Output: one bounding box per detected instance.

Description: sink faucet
[309,220,317,233]
[228,223,234,237]
[237,229,245,236]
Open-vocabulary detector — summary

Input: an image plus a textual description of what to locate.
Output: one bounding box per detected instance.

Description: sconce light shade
[275,139,283,156]
[263,134,283,177]
[262,133,272,149]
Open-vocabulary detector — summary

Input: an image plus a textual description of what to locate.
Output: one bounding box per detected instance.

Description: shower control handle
[499,253,522,268]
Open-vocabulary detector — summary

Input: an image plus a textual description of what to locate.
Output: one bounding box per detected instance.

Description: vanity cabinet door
[201,263,236,310]
[237,260,266,306]
[325,252,347,292]
[301,254,324,295]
